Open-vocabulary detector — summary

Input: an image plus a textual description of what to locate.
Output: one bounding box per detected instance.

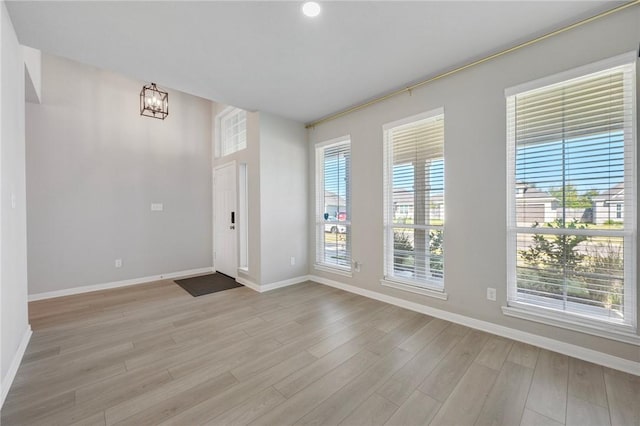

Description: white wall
[259,112,308,284]
[26,54,213,296]
[0,0,30,405]
[308,8,640,364]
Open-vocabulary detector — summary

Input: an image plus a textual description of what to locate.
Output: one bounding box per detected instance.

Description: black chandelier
[140,83,169,120]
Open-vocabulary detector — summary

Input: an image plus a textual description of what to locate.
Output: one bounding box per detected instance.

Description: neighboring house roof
[593,182,624,202]
[515,182,557,202]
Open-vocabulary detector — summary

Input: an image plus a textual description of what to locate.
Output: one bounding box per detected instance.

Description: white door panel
[214,162,237,277]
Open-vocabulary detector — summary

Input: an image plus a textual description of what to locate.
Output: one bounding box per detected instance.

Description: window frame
[315,136,352,275]
[238,163,249,272]
[381,108,447,299]
[504,52,638,341]
[215,107,247,158]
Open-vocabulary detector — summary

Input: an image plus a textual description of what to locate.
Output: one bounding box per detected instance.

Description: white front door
[214,162,237,278]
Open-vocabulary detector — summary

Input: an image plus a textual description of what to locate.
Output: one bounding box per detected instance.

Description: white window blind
[217,108,247,157]
[383,109,445,290]
[507,54,637,332]
[315,138,351,272]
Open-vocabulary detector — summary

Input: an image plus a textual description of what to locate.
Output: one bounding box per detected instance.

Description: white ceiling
[6,1,623,123]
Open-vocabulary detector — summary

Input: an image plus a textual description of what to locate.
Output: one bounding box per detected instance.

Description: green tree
[549,184,596,208]
[394,231,414,271]
[429,229,443,278]
[521,219,587,268]
[583,189,600,204]
[519,219,588,297]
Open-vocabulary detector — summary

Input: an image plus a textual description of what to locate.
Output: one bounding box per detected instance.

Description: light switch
[11,193,16,209]
[151,203,164,211]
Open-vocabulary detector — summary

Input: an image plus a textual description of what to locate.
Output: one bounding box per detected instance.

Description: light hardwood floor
[2,280,638,425]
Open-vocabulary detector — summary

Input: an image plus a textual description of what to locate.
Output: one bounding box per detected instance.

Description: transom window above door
[216,107,247,157]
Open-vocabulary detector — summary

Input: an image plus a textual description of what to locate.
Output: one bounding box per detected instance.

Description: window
[216,107,247,157]
[506,53,637,335]
[238,163,249,271]
[315,137,351,273]
[383,109,445,292]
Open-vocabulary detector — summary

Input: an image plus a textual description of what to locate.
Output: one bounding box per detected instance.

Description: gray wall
[308,8,640,363]
[1,0,29,400]
[23,46,41,103]
[259,112,308,284]
[26,54,213,295]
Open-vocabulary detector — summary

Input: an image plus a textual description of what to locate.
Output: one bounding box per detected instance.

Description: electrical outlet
[353,260,361,272]
[115,259,123,268]
[486,287,497,301]
[290,256,296,266]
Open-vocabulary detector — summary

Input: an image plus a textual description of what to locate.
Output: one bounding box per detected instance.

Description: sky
[516,132,625,194]
[322,131,625,206]
[393,160,444,195]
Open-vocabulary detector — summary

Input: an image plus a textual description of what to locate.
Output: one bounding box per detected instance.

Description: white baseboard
[28,267,214,301]
[260,275,310,292]
[236,275,309,293]
[309,275,640,376]
[236,275,260,292]
[1,326,32,408]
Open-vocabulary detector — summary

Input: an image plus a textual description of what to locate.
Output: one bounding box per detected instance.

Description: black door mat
[174,273,243,297]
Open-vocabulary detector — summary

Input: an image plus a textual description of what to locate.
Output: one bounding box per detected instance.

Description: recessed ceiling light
[302,2,321,18]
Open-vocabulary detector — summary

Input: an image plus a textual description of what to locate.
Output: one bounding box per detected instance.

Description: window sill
[502,304,640,346]
[314,264,352,278]
[380,278,448,301]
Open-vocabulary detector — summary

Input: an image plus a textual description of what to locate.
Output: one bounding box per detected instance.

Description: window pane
[515,133,625,228]
[392,227,443,286]
[323,145,349,218]
[316,139,351,271]
[219,109,247,157]
[319,224,351,268]
[384,110,445,289]
[392,159,444,226]
[516,232,625,322]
